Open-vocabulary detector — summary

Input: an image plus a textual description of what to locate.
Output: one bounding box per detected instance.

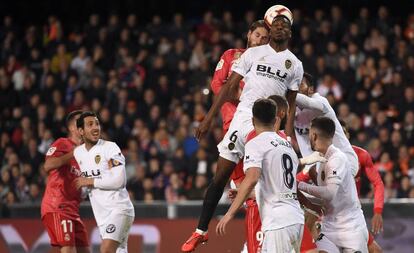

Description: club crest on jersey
[95,155,101,164]
[285,59,292,69]
[321,171,325,181]
[234,52,242,60]
[46,147,57,156]
[106,224,116,233]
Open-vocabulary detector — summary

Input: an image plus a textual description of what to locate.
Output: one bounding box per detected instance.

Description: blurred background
[0,0,414,252]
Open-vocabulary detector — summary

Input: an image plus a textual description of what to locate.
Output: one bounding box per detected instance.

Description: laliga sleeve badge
[228,142,235,151]
[95,155,101,164]
[46,147,57,156]
[285,59,292,69]
[64,234,71,241]
[215,59,224,71]
[106,224,116,233]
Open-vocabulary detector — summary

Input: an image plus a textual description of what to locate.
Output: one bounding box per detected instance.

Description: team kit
[40,4,384,253]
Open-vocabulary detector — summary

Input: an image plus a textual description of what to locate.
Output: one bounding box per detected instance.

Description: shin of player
[41,110,90,253]
[298,117,369,253]
[74,111,135,253]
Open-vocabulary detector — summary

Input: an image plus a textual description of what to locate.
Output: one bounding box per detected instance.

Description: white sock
[196,228,207,235]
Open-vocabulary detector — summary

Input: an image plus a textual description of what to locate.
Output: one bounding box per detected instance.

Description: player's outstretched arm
[195,72,243,140]
[295,94,324,112]
[216,167,261,236]
[363,154,385,234]
[285,89,298,137]
[44,150,74,173]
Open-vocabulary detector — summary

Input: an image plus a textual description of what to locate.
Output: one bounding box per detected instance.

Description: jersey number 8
[282,154,294,189]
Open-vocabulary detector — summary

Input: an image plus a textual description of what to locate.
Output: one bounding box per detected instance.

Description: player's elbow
[43,161,54,172]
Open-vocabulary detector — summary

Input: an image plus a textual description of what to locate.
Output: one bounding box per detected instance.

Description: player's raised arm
[285,62,303,137]
[362,151,385,234]
[295,93,325,112]
[44,149,74,172]
[195,47,253,140]
[210,51,232,95]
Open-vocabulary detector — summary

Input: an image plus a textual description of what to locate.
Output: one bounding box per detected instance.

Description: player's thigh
[341,229,368,253]
[42,213,77,248]
[262,224,303,253]
[100,214,134,249]
[245,202,262,252]
[315,233,340,253]
[73,218,90,250]
[217,112,252,163]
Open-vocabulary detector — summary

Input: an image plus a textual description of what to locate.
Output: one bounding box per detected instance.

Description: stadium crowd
[0,5,414,216]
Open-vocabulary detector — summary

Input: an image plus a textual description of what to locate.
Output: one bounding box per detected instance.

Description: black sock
[197,181,225,231]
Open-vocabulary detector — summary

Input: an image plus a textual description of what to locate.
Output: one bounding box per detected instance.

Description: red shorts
[42,212,89,247]
[230,161,245,184]
[300,225,316,252]
[245,199,262,253]
[368,230,374,246]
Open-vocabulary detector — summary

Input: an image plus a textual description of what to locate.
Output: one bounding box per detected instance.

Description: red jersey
[211,48,246,132]
[41,138,82,219]
[353,145,385,214]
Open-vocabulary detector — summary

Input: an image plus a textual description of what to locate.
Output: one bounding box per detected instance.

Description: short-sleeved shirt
[317,145,366,232]
[41,138,82,219]
[211,48,246,132]
[74,139,134,227]
[244,131,304,232]
[232,44,303,113]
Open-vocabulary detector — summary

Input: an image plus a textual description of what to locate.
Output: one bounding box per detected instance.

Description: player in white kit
[182,6,304,251]
[294,73,358,176]
[298,117,368,253]
[74,111,135,253]
[216,99,326,253]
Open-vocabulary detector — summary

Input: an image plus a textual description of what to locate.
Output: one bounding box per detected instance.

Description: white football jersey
[317,145,366,232]
[74,139,134,226]
[243,131,304,232]
[232,44,303,113]
[295,93,358,175]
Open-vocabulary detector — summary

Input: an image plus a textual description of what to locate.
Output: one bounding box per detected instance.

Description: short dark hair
[249,20,270,32]
[66,110,83,127]
[76,111,98,129]
[268,95,288,113]
[252,98,277,126]
[311,117,335,139]
[338,119,346,127]
[303,72,314,87]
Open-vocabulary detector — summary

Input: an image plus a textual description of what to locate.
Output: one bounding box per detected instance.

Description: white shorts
[217,110,253,163]
[99,213,134,252]
[316,229,368,253]
[261,224,303,253]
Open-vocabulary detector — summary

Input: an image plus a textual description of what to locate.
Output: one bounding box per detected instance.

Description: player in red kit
[181,20,269,253]
[41,110,90,253]
[340,121,384,253]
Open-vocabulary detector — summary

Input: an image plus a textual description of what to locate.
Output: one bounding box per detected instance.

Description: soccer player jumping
[182,5,303,252]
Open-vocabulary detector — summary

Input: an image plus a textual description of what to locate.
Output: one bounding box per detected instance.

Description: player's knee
[100,242,118,253]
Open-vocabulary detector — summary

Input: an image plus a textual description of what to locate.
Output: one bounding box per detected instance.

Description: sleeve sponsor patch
[215,59,224,71]
[46,147,57,156]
